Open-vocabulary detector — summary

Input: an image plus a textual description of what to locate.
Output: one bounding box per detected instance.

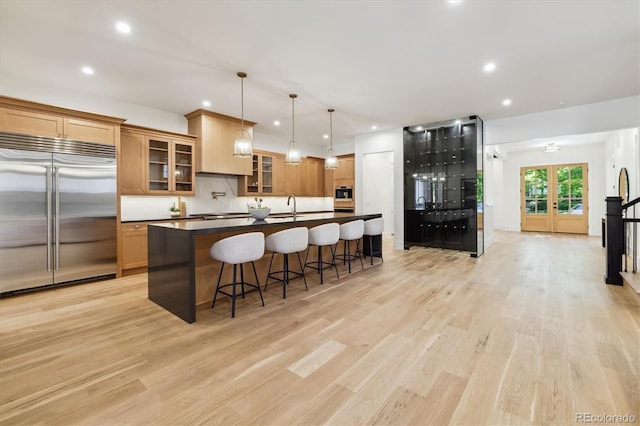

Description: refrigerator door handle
[46,166,52,271]
[54,166,60,271]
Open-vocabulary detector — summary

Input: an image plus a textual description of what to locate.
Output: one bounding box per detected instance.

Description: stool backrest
[364,217,384,236]
[339,220,364,240]
[308,222,340,246]
[265,227,309,253]
[210,232,265,264]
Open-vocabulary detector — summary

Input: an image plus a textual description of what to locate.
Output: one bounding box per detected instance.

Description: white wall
[354,128,404,250]
[604,128,640,200]
[361,151,394,237]
[495,143,606,236]
[486,96,640,145]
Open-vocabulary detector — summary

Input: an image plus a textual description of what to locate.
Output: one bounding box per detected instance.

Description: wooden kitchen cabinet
[335,155,355,183]
[238,150,277,195]
[121,222,149,271]
[285,162,301,195]
[300,157,325,196]
[185,109,256,176]
[120,124,196,196]
[0,96,123,145]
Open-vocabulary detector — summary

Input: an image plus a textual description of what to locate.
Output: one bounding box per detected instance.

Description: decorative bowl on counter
[249,208,270,220]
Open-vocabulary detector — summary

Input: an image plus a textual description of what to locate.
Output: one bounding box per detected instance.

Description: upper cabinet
[0,96,124,145]
[300,157,325,197]
[335,155,355,185]
[238,150,284,195]
[185,109,256,176]
[120,124,196,196]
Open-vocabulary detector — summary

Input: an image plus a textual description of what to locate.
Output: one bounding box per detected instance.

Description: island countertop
[149,212,381,234]
[147,212,382,323]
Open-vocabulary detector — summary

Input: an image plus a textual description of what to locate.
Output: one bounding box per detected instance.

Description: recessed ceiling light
[81,66,94,75]
[116,21,131,34]
[323,134,329,139]
[115,21,131,34]
[371,125,377,130]
[202,100,211,107]
[273,120,280,126]
[483,62,496,73]
[502,98,512,106]
[558,100,566,106]
[448,0,463,4]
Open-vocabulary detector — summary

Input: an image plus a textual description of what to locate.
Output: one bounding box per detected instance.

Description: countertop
[148,212,380,235]
[122,210,334,223]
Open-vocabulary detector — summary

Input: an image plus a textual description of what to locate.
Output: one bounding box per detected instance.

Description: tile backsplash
[120,174,334,221]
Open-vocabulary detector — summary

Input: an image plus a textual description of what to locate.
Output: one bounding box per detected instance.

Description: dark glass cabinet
[403,116,484,256]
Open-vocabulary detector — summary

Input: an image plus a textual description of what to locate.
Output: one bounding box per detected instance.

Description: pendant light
[325,108,338,169]
[233,71,253,158]
[285,94,301,164]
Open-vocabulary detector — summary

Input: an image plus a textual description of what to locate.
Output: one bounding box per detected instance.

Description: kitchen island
[147,212,382,323]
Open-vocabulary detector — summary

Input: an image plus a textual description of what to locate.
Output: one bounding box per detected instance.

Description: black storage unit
[403,116,484,256]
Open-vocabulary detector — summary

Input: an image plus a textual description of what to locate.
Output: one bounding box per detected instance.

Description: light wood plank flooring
[1,231,638,425]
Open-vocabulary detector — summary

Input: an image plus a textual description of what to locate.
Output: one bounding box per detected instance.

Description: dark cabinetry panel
[403,117,483,256]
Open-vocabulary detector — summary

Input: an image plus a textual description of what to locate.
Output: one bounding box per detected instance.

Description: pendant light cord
[291,96,295,141]
[240,76,244,129]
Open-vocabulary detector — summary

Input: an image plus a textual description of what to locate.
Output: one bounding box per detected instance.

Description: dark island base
[148,213,382,323]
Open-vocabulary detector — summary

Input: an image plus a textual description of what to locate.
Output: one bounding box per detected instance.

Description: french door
[521,163,588,234]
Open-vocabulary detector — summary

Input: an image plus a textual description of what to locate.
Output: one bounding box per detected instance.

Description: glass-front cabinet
[239,150,276,195]
[120,124,196,196]
[403,116,483,256]
[147,138,194,195]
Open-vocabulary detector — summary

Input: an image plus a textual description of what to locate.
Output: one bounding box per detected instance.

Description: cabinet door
[285,163,301,195]
[0,107,64,138]
[120,130,147,195]
[324,168,334,197]
[272,154,286,195]
[261,154,274,194]
[173,140,194,194]
[121,223,148,269]
[64,118,115,145]
[147,138,171,193]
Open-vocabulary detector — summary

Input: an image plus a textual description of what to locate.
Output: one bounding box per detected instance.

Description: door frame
[520,162,588,234]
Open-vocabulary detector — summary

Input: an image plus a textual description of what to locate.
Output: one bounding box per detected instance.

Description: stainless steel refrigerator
[0,132,117,295]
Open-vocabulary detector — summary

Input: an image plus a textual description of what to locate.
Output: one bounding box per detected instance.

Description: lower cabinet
[121,222,148,271]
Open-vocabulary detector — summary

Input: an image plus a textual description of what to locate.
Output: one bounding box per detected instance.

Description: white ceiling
[0,0,638,147]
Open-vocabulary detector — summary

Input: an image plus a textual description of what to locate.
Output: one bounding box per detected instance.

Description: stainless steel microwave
[335,186,353,200]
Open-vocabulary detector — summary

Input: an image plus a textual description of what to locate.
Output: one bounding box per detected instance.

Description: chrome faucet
[417,196,427,206]
[287,194,297,218]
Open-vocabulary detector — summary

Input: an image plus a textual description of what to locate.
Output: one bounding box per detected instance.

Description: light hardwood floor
[1,231,638,425]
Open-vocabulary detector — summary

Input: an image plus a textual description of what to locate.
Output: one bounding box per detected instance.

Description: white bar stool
[209,232,265,318]
[336,220,365,273]
[265,227,309,298]
[304,222,340,284]
[363,217,384,265]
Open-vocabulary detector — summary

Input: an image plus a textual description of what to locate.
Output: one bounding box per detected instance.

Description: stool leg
[231,264,237,318]
[212,262,225,309]
[297,252,308,290]
[357,239,364,270]
[369,235,374,265]
[318,245,323,284]
[240,263,246,298]
[347,240,352,273]
[265,252,275,291]
[303,246,311,273]
[251,261,265,307]
[343,239,347,265]
[330,243,340,279]
[283,253,288,299]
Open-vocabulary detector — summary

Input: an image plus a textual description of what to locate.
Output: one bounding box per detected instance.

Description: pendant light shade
[233,72,253,158]
[285,94,301,165]
[325,108,338,169]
